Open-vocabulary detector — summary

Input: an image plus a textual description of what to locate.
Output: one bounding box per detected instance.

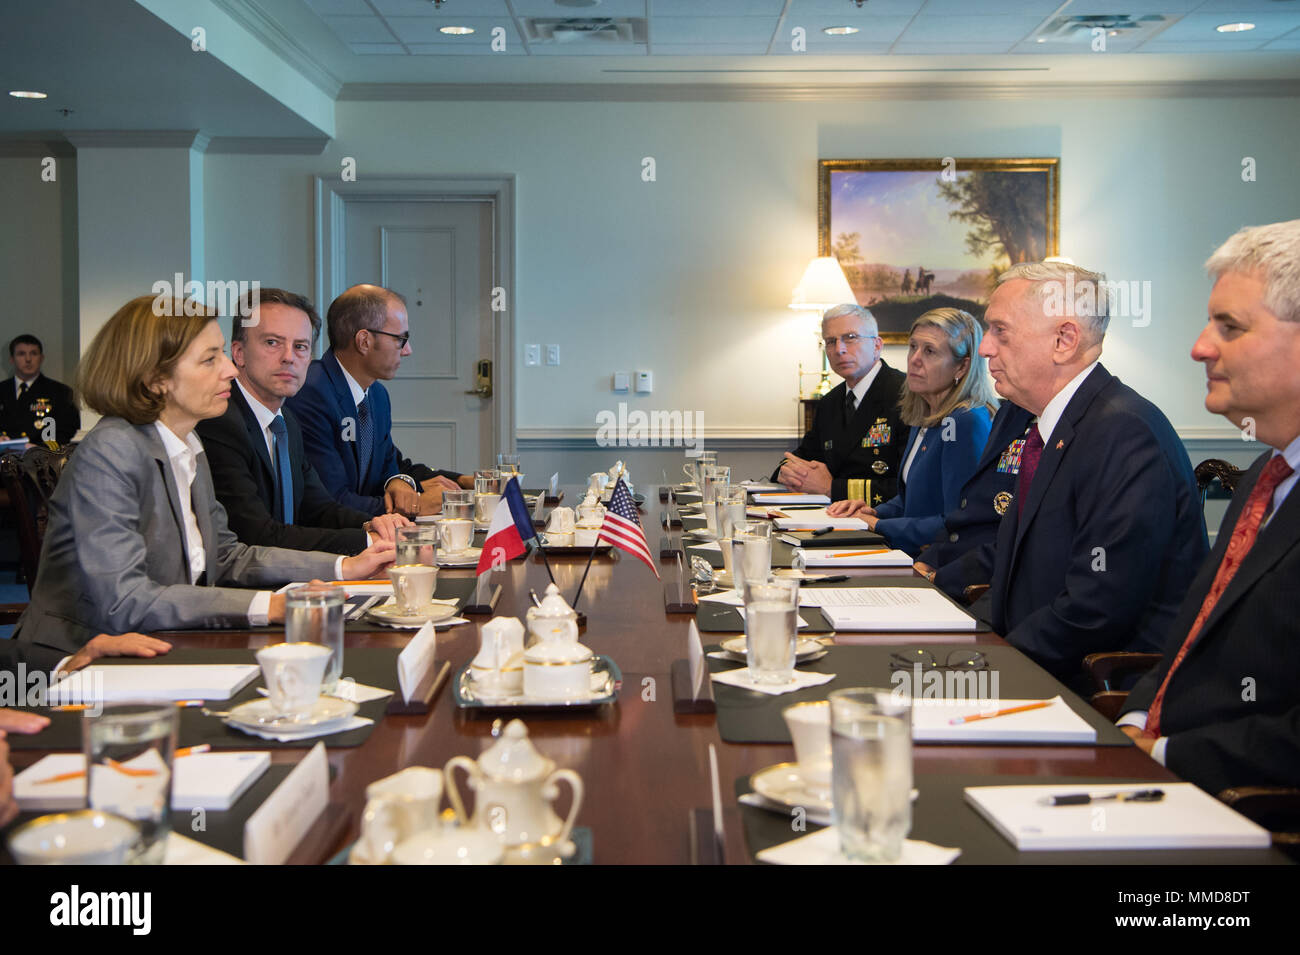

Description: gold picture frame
[817,158,1060,343]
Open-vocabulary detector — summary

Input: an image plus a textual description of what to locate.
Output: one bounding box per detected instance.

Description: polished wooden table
[6,487,1219,864]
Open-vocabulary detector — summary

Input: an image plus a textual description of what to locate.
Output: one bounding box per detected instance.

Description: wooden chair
[0,444,75,610]
[1219,787,1300,860]
[1194,457,1243,506]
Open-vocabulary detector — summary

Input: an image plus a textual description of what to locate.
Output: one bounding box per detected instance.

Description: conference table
[5,486,1291,866]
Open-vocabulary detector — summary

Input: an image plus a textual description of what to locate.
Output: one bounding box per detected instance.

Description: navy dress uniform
[773,360,907,504]
[0,373,80,446]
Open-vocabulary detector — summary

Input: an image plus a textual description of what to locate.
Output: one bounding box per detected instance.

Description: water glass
[285,583,346,694]
[83,702,179,865]
[717,485,748,539]
[396,525,440,568]
[742,577,799,685]
[496,453,523,487]
[439,501,475,555]
[474,469,501,525]
[829,687,913,863]
[733,521,772,591]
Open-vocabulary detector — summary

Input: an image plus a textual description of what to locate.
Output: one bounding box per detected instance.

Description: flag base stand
[462,583,501,616]
[659,534,681,560]
[671,659,716,714]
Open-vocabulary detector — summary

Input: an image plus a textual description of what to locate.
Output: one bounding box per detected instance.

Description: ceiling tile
[322,15,399,43]
[526,44,649,55]
[1154,12,1300,41]
[1194,0,1300,12]
[787,0,925,13]
[349,43,407,54]
[891,41,1019,53]
[303,0,373,16]
[1063,2,1201,13]
[650,42,774,54]
[406,43,526,55]
[918,0,1060,13]
[1138,39,1271,51]
[653,0,787,14]
[779,15,914,42]
[370,0,514,14]
[383,15,522,44]
[650,16,781,44]
[511,0,648,15]
[901,14,1047,42]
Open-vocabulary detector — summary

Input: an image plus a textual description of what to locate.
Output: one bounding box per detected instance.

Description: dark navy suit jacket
[1123,450,1300,795]
[989,365,1208,684]
[872,403,992,556]
[928,401,1035,601]
[284,350,436,515]
[196,385,372,554]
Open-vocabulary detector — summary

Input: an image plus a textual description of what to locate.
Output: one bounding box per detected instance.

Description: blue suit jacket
[285,351,407,515]
[872,404,992,556]
[989,365,1208,684]
[928,401,1035,600]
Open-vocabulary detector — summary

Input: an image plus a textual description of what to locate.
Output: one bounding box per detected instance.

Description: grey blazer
[13,417,338,659]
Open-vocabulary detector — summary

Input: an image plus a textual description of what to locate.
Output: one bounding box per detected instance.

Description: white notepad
[801,587,977,631]
[48,664,260,704]
[753,493,831,505]
[277,580,393,596]
[15,751,271,813]
[802,549,913,568]
[911,696,1096,743]
[964,782,1272,851]
[772,508,872,530]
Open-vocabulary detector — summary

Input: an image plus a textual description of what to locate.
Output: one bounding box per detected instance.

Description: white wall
[0,156,76,384]
[201,94,1300,458]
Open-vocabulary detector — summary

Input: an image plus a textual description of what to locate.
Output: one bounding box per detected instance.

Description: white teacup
[389,564,438,612]
[8,810,139,865]
[783,700,832,788]
[440,518,474,555]
[472,617,526,693]
[256,642,331,721]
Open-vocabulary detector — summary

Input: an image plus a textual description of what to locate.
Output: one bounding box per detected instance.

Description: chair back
[1194,458,1244,508]
[0,444,75,586]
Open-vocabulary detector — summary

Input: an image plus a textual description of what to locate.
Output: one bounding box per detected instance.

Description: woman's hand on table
[827,499,875,518]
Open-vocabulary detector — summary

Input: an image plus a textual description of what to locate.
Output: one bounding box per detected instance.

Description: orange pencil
[825,549,891,558]
[34,744,209,785]
[948,700,1052,725]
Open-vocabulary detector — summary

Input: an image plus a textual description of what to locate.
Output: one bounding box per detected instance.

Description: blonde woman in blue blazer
[829,308,998,556]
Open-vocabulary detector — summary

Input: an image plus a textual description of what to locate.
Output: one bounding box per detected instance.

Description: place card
[671,620,715,714]
[243,742,329,865]
[397,622,437,704]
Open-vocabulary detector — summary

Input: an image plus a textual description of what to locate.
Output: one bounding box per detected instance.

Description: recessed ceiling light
[1216,22,1255,33]
[8,90,47,99]
[439,26,474,36]
[823,26,860,36]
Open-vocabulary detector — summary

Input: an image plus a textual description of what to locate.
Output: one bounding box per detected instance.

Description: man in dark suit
[1119,219,1300,795]
[196,289,411,554]
[914,399,1035,602]
[774,304,906,505]
[285,284,465,517]
[978,263,1208,687]
[0,334,80,446]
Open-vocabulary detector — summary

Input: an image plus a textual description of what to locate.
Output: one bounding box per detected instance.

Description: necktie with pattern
[1144,453,1294,738]
[268,414,294,524]
[355,397,374,493]
[1016,422,1043,516]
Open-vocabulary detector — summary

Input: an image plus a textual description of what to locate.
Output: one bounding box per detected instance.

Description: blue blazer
[989,364,1208,684]
[285,350,405,516]
[872,404,992,556]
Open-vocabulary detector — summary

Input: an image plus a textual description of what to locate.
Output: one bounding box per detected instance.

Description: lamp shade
[789,256,855,311]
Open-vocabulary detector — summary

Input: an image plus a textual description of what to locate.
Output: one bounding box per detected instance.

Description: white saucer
[224,696,358,735]
[365,600,460,628]
[720,636,827,662]
[436,546,481,567]
[751,762,833,813]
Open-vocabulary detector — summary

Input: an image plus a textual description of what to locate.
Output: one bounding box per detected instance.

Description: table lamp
[789,256,855,397]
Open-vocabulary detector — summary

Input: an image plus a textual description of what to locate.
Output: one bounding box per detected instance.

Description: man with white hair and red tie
[1119,219,1300,795]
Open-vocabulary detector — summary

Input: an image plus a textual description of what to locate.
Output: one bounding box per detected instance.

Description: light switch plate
[612,371,630,392]
[545,344,561,366]
[524,344,540,367]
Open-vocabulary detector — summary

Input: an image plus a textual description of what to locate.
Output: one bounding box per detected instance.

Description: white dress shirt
[1118,430,1300,764]
[845,359,883,410]
[1036,361,1100,447]
[901,427,927,483]
[13,375,37,397]
[153,421,208,584]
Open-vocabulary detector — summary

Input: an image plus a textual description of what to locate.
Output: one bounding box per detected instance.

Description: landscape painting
[817,158,1059,343]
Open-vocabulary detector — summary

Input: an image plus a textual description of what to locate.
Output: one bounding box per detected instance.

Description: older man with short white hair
[978,261,1207,687]
[1118,219,1300,795]
[774,304,907,505]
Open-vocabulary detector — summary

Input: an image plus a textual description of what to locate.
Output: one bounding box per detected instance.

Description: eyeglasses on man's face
[822,332,878,349]
[369,328,410,349]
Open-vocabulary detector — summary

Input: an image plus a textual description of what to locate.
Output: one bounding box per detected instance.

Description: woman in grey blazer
[13,295,394,667]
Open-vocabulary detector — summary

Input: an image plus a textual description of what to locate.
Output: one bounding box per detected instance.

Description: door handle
[465,358,492,399]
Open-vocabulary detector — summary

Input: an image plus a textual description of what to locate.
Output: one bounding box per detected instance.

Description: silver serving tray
[452,654,622,711]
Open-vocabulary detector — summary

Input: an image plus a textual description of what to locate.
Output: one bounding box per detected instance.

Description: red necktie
[1145,454,1294,738]
[1016,422,1043,516]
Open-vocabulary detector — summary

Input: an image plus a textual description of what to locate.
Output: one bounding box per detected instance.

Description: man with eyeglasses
[286,284,468,517]
[773,304,906,505]
[195,288,412,552]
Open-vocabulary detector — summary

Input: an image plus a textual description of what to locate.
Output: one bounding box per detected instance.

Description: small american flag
[597,477,660,578]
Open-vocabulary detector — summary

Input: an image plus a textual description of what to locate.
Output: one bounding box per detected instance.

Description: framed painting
[817,158,1059,343]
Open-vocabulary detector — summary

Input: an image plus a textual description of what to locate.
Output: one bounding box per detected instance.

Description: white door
[343,199,495,475]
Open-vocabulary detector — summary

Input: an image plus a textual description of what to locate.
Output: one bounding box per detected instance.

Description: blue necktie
[355,397,374,493]
[268,414,294,524]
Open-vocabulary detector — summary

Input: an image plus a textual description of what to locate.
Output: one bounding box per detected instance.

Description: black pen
[1046,789,1165,806]
[811,526,835,537]
[814,575,849,583]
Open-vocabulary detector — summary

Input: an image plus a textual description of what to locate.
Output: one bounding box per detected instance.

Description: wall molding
[338,79,1300,104]
[63,130,210,150]
[206,136,330,154]
[211,0,344,99]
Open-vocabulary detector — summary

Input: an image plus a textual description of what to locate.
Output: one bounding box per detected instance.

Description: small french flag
[476,476,536,575]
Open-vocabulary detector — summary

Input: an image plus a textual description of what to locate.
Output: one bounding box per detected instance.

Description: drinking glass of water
[717,485,747,539]
[733,521,772,591]
[285,583,346,695]
[742,576,799,685]
[829,687,913,863]
[83,702,179,865]
[474,469,501,525]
